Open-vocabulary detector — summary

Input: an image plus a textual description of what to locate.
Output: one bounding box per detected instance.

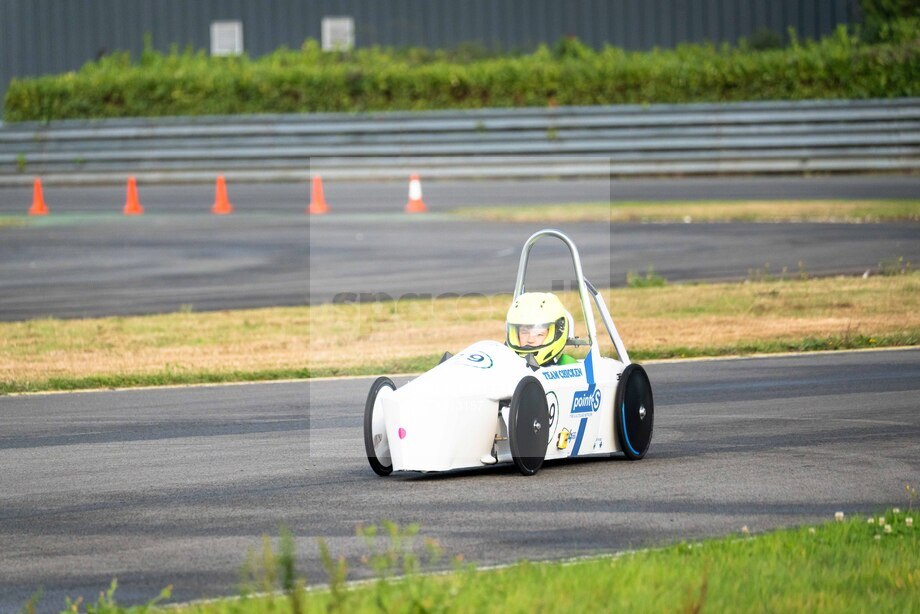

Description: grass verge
[0,215,28,229]
[2,273,918,394]
[451,199,920,223]
[44,509,919,612]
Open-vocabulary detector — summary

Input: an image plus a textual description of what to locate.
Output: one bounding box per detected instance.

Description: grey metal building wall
[1,0,860,111]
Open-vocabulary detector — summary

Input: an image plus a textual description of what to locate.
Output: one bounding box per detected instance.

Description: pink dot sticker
[398,427,407,439]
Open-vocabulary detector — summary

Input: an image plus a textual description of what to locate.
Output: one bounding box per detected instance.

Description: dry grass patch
[453,200,920,223]
[310,274,920,366]
[0,310,309,384]
[2,274,917,393]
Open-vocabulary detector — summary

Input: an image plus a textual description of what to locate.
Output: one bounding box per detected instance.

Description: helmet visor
[508,322,554,350]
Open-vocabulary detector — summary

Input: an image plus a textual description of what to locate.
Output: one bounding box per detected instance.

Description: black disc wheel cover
[614,364,654,460]
[364,376,396,476]
[509,376,550,476]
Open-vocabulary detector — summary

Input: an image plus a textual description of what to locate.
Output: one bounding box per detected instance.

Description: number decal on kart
[456,351,494,369]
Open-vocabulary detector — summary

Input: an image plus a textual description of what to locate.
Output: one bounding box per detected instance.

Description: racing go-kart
[364,229,654,476]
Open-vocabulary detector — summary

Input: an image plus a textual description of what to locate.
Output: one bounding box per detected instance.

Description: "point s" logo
[570,386,602,415]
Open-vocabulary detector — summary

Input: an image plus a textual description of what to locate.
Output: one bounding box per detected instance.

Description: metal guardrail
[0,99,917,185]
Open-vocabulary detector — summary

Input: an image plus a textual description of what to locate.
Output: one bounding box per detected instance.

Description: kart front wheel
[614,364,654,460]
[364,376,396,476]
[509,376,550,476]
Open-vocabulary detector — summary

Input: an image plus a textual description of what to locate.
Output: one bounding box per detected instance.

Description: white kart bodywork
[366,229,650,474]
[382,340,626,471]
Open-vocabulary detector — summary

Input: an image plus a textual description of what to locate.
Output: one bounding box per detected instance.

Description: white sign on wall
[322,16,355,51]
[211,20,244,56]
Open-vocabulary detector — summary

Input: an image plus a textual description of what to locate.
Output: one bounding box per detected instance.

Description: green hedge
[859,0,920,41]
[4,24,919,122]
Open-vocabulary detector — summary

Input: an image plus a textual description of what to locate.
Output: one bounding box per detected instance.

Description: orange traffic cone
[211,175,234,215]
[308,175,329,214]
[123,176,144,215]
[28,177,49,216]
[404,174,427,213]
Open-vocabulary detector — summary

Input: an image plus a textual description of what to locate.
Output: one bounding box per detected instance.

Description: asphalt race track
[307,218,920,306]
[1,176,918,320]
[1,349,917,611]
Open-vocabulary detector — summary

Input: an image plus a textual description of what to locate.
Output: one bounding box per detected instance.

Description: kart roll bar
[513,229,630,364]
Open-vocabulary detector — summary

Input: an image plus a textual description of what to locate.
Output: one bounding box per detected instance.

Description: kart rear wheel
[509,376,550,476]
[364,376,396,476]
[614,364,654,460]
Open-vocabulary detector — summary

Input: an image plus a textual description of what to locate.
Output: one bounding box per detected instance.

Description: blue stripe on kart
[584,350,595,385]
[572,350,596,455]
[571,417,588,456]
[621,401,640,456]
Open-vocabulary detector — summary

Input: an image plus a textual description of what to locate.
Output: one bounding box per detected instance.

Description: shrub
[4,26,918,122]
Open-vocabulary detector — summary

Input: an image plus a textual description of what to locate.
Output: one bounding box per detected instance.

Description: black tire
[364,376,396,476]
[509,376,550,476]
[614,364,654,460]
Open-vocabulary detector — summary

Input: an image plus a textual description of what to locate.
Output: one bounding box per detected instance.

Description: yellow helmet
[506,292,569,366]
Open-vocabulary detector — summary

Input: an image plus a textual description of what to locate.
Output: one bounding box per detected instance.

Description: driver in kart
[506,292,577,366]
